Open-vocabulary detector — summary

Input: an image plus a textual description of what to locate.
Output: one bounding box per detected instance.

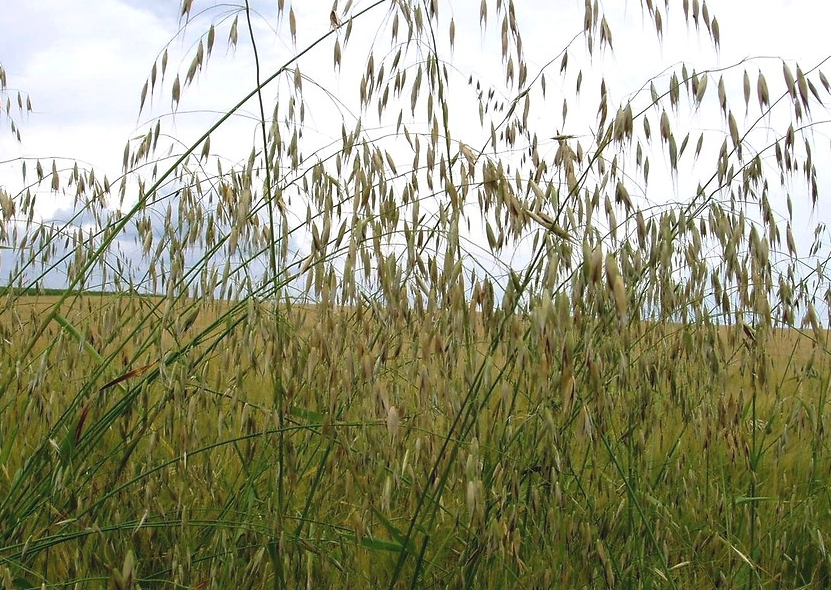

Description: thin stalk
[242,3,285,589]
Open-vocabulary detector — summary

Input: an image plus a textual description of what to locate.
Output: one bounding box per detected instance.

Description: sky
[2,1,828,165]
[1,0,830,303]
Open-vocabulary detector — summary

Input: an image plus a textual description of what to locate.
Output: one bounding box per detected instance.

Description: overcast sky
[1,0,830,296]
[2,1,829,188]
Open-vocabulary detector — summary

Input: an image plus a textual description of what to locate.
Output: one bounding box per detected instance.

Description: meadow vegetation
[2,1,831,588]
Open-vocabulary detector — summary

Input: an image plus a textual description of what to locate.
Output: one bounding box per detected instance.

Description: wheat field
[0,292,829,588]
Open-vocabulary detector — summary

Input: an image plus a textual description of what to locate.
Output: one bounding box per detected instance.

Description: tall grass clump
[2,1,831,588]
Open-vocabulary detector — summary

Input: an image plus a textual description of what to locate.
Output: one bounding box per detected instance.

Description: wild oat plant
[2,1,831,588]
